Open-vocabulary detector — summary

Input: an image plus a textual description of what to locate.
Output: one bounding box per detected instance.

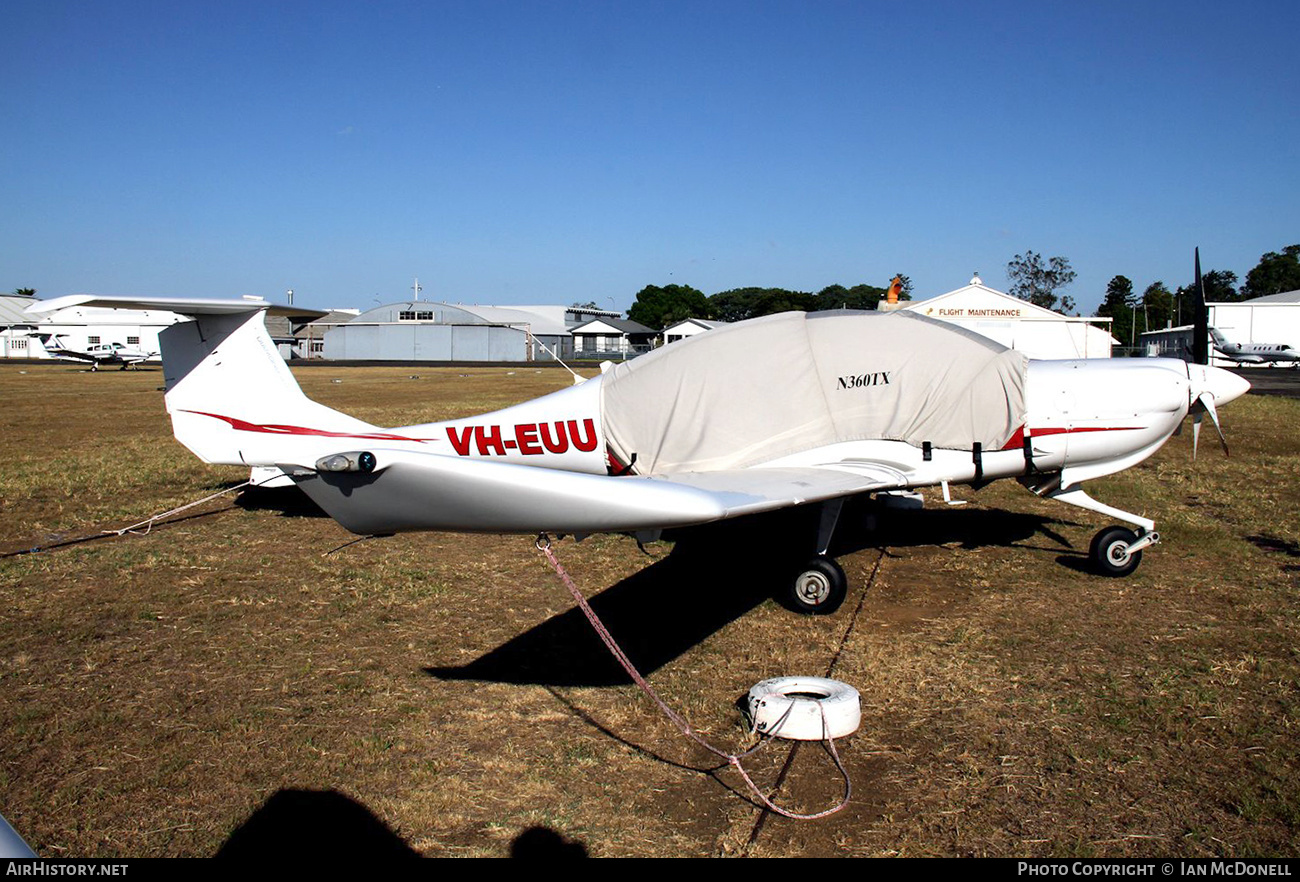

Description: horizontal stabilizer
[27,295,325,320]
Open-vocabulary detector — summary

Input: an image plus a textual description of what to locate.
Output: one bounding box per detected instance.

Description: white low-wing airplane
[29,292,1249,614]
[40,334,158,370]
[1210,328,1300,367]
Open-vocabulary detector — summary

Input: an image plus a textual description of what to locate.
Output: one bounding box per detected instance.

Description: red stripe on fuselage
[180,410,436,443]
[1000,425,1143,451]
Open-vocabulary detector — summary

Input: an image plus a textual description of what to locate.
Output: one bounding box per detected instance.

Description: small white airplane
[30,285,1249,615]
[39,334,158,370]
[1210,328,1300,367]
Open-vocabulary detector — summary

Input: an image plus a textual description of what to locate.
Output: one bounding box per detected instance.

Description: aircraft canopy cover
[600,310,1028,475]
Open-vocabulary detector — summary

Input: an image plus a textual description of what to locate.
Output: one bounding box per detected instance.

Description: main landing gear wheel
[1089,526,1143,577]
[788,557,848,615]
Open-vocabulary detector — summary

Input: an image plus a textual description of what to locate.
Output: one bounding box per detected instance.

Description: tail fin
[29,296,377,466]
[160,310,379,465]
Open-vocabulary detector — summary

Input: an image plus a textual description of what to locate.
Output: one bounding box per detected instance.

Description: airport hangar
[1141,288,1300,365]
[1,297,620,365]
[901,275,1117,359]
[322,302,622,363]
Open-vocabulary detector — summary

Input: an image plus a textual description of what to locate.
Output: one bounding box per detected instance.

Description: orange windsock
[887,276,902,304]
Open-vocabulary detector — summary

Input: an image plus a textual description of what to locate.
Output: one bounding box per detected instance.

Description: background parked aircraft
[40,334,157,370]
[1210,328,1300,366]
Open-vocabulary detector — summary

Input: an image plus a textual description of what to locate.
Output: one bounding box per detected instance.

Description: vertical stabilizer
[159,310,378,466]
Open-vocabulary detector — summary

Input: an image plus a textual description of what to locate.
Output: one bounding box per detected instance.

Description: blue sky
[3,1,1297,314]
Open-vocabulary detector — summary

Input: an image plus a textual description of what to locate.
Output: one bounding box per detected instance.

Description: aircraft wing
[48,349,99,363]
[649,463,913,519]
[28,294,326,320]
[286,449,912,536]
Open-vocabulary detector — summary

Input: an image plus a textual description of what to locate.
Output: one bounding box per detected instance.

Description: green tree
[1242,245,1300,298]
[1006,251,1077,311]
[811,283,899,311]
[707,287,815,321]
[1096,275,1136,349]
[1201,269,1239,302]
[707,288,761,322]
[1175,268,1240,323]
[751,288,815,316]
[1143,282,1174,333]
[11,288,36,297]
[626,284,709,330]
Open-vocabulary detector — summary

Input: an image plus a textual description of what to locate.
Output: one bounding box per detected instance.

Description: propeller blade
[1192,390,1230,458]
[1192,247,1209,365]
[1198,391,1230,457]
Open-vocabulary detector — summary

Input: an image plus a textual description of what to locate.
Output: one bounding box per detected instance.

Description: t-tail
[27,296,373,470]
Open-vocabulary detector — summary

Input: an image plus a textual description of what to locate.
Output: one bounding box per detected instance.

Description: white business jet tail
[27,296,377,470]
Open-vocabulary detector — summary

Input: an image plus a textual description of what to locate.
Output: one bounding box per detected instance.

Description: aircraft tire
[747,676,861,740]
[1089,526,1142,577]
[788,557,848,615]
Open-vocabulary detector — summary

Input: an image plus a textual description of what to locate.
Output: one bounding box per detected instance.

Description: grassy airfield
[0,361,1297,857]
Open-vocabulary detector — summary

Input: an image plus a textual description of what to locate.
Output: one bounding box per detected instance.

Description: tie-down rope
[535,532,851,820]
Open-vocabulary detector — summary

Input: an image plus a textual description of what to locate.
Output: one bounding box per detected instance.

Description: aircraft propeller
[1185,248,1248,459]
[1191,387,1228,459]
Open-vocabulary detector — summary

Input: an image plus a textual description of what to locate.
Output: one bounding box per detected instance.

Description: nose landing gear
[1088,526,1160,577]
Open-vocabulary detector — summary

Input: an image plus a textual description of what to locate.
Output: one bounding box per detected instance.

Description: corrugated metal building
[323,302,575,362]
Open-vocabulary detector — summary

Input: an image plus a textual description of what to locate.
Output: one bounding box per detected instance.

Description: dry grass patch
[1,362,1297,857]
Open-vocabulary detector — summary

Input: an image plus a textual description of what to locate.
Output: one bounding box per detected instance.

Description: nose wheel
[788,557,848,615]
[1088,526,1152,577]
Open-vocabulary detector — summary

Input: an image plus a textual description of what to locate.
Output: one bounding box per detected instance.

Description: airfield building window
[416,311,433,321]
[127,336,140,345]
[399,311,416,321]
[88,336,100,345]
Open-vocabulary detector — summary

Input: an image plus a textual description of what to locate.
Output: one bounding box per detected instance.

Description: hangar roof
[663,318,730,333]
[1244,289,1300,304]
[350,301,570,336]
[570,317,656,336]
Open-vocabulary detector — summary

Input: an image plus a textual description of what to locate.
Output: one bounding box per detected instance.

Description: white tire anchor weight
[747,677,861,741]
